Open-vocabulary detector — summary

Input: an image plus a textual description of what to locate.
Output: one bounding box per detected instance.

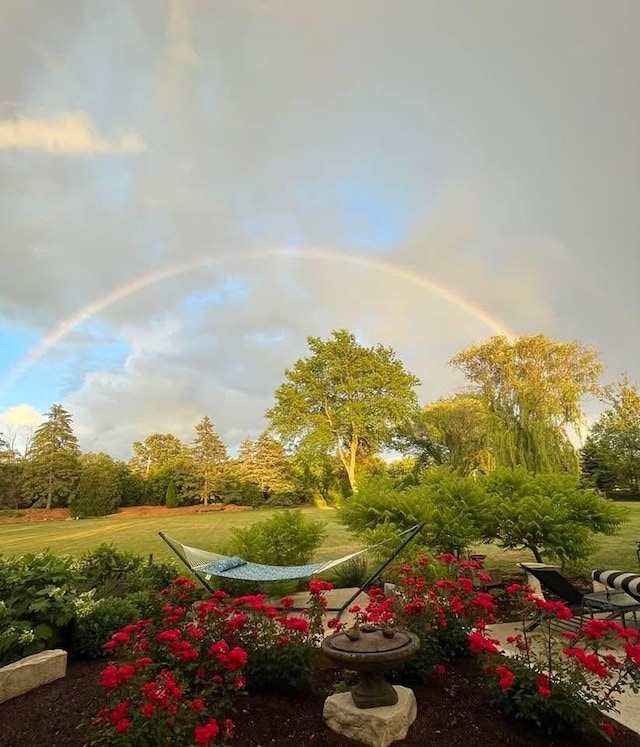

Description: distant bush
[165,480,179,508]
[227,510,327,567]
[69,463,121,518]
[329,556,369,589]
[0,509,23,518]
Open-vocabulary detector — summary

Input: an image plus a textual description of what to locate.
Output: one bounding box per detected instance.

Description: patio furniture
[518,564,640,632]
[159,523,425,619]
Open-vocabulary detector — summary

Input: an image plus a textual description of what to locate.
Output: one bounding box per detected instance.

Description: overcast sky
[1,0,639,459]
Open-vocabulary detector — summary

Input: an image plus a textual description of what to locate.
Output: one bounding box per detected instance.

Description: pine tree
[237,431,293,500]
[191,417,228,505]
[22,405,80,509]
[165,480,178,508]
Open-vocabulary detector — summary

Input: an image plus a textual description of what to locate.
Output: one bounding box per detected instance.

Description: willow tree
[450,335,602,474]
[267,329,420,493]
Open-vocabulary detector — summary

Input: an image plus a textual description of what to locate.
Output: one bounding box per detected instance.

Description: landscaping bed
[0,655,638,747]
[0,504,252,524]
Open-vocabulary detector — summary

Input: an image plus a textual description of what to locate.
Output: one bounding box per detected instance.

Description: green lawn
[1,503,639,576]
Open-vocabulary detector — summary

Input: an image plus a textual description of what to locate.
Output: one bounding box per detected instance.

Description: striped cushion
[592,570,640,602]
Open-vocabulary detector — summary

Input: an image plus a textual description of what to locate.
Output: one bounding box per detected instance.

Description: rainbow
[0,247,515,398]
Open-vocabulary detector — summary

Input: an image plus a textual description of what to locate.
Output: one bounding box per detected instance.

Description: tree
[395,395,493,475]
[267,329,420,492]
[581,375,640,497]
[236,432,294,501]
[339,469,497,558]
[70,454,122,518]
[129,433,186,475]
[450,335,602,474]
[191,417,228,505]
[482,468,626,564]
[22,405,80,509]
[165,480,178,508]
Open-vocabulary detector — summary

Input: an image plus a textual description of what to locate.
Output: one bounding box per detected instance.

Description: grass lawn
[0,503,639,576]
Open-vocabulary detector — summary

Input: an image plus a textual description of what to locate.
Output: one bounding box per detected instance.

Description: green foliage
[236,432,294,500]
[450,335,602,474]
[0,552,79,665]
[22,404,80,509]
[76,544,178,598]
[71,595,140,658]
[482,468,627,564]
[227,510,326,566]
[267,329,420,492]
[328,556,369,589]
[0,509,23,518]
[581,375,640,496]
[118,467,147,506]
[129,433,186,474]
[70,459,122,518]
[165,479,178,508]
[190,416,228,505]
[0,461,25,509]
[339,470,496,558]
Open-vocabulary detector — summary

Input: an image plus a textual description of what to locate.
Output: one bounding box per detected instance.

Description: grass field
[1,504,639,575]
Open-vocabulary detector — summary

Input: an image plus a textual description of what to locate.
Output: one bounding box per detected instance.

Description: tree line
[1,330,639,515]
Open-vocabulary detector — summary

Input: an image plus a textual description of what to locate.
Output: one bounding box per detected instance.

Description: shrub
[0,509,23,518]
[329,556,369,589]
[93,577,332,745]
[336,552,497,683]
[0,552,79,665]
[69,463,121,518]
[339,470,497,559]
[165,480,179,508]
[76,544,178,598]
[226,510,326,566]
[482,468,627,564]
[72,594,141,658]
[469,586,640,740]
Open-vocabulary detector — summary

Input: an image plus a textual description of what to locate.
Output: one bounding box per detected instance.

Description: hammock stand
[159,522,424,620]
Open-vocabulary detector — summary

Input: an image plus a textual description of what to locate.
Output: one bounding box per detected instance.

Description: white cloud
[0,112,146,155]
[0,404,43,427]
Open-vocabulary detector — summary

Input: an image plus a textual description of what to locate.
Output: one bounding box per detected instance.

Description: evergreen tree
[237,432,294,500]
[191,416,228,505]
[70,457,122,518]
[165,479,178,508]
[22,405,80,509]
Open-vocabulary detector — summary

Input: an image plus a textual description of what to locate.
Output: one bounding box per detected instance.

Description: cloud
[0,404,43,427]
[0,112,146,155]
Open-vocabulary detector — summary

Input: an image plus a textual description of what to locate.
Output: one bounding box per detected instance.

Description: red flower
[194,719,221,745]
[309,580,333,594]
[468,631,500,655]
[141,703,156,716]
[495,665,515,690]
[505,583,522,594]
[280,596,295,609]
[436,665,446,675]
[112,631,130,644]
[114,718,131,734]
[602,722,616,738]
[437,553,458,564]
[192,699,204,711]
[537,673,551,698]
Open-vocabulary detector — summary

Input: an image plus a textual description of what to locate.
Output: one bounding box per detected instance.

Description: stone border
[0,649,67,704]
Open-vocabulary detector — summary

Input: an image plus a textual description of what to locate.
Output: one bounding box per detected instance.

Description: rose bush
[469,583,640,741]
[93,576,332,745]
[330,552,498,682]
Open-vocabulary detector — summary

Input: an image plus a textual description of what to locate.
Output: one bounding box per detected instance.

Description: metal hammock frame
[159,523,424,619]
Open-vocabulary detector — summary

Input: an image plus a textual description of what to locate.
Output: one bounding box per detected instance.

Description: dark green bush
[329,556,369,589]
[0,552,80,666]
[71,595,140,658]
[69,463,121,518]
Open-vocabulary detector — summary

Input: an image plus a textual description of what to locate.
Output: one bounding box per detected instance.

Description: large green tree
[450,334,602,474]
[581,375,640,496]
[190,416,228,505]
[129,433,186,475]
[22,404,80,509]
[236,431,294,500]
[267,329,420,492]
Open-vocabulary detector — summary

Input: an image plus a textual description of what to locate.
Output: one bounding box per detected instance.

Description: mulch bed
[0,505,252,525]
[1,656,638,747]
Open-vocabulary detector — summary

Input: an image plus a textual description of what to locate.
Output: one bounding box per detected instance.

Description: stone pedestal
[0,649,67,703]
[323,686,417,747]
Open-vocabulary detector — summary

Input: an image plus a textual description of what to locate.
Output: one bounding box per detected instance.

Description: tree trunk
[529,544,544,563]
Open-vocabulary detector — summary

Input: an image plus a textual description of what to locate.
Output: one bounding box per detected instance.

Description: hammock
[159,523,424,593]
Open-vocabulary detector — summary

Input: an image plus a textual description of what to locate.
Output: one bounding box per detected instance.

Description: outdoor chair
[518,563,640,632]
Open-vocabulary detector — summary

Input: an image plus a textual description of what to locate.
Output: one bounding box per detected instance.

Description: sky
[1,0,639,460]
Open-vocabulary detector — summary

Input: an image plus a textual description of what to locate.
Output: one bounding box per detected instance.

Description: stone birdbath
[321,624,420,709]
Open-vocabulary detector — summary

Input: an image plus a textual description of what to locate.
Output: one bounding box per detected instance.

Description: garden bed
[0,656,638,747]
